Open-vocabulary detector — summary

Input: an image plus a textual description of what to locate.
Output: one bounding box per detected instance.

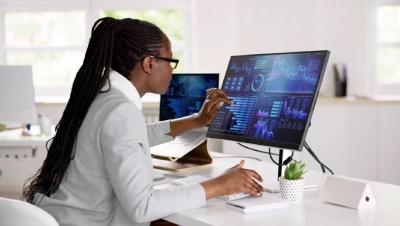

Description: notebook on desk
[226,193,289,214]
[150,73,219,171]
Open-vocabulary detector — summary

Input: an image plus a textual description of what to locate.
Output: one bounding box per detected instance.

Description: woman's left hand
[194,88,232,126]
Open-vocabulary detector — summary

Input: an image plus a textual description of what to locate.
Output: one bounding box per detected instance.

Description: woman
[23,17,263,226]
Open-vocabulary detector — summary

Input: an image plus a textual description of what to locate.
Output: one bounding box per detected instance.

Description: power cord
[268,148,294,166]
[237,141,333,174]
[236,142,278,156]
[304,141,334,175]
[237,142,293,166]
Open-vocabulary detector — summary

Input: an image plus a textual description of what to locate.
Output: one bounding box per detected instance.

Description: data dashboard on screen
[206,51,330,151]
[159,73,219,121]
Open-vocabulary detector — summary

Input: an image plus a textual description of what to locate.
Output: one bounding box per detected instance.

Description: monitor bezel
[206,50,330,151]
[159,73,220,121]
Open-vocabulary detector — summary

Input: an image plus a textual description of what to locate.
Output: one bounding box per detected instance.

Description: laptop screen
[159,73,219,121]
[206,51,330,151]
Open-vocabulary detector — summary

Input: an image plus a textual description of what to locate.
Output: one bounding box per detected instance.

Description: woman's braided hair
[23,17,165,203]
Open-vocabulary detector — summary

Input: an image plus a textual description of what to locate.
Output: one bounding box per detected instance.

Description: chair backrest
[0,197,59,226]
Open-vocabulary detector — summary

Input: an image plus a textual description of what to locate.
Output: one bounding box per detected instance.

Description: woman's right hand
[200,160,264,200]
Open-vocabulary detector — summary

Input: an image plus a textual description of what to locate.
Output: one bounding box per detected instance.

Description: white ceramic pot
[279,177,305,203]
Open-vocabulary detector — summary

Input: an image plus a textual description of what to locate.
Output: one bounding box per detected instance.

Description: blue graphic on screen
[207,51,329,150]
[159,74,219,121]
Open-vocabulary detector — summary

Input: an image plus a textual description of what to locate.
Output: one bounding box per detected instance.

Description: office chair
[0,197,59,226]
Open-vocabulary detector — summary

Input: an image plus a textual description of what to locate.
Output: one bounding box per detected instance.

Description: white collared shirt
[106,70,142,110]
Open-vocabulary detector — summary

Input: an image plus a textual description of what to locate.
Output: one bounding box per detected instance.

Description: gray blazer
[35,89,206,226]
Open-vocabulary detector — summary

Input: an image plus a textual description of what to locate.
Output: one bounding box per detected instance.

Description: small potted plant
[279,160,306,203]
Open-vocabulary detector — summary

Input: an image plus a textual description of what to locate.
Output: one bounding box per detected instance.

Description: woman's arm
[168,88,231,137]
[168,89,265,199]
[200,160,264,200]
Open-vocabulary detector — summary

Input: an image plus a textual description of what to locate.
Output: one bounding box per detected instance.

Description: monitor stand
[270,149,318,192]
[277,149,284,179]
[276,148,293,180]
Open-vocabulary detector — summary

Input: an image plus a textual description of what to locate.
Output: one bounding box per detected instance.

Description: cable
[237,142,293,166]
[268,148,294,166]
[237,142,278,156]
[304,142,328,173]
[304,141,334,175]
[237,141,332,175]
[304,142,326,173]
[304,123,334,175]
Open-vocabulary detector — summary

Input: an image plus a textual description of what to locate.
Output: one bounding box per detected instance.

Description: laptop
[150,73,219,159]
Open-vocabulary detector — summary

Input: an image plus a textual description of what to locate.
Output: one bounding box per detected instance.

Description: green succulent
[0,123,6,132]
[284,160,306,180]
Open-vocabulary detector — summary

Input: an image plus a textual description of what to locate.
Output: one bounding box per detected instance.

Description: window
[0,0,188,98]
[3,11,86,96]
[376,1,400,94]
[101,9,185,72]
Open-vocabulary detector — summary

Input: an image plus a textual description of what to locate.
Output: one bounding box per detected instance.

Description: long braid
[23,17,165,203]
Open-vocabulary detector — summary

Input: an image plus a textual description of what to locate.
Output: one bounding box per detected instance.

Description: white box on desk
[320,175,376,209]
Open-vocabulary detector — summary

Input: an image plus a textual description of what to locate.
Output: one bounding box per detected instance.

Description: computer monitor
[0,65,37,125]
[207,51,330,151]
[159,73,219,120]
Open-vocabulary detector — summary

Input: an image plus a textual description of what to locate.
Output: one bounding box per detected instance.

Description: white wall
[378,105,400,184]
[190,0,242,81]
[29,0,400,186]
[36,0,377,122]
[191,0,374,96]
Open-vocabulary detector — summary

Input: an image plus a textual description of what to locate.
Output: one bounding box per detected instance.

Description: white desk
[2,133,399,225]
[159,152,400,226]
[0,131,48,197]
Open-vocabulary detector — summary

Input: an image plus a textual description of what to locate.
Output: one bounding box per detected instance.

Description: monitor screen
[159,73,219,121]
[0,65,37,124]
[206,51,330,151]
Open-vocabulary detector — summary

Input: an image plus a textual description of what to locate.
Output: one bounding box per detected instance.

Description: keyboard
[171,175,209,186]
[174,132,205,145]
[219,193,250,201]
[171,175,251,201]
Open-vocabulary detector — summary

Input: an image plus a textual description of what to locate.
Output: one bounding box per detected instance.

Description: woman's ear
[141,56,153,74]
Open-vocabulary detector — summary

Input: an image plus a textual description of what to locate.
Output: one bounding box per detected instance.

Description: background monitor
[206,51,330,151]
[0,65,37,124]
[159,73,219,121]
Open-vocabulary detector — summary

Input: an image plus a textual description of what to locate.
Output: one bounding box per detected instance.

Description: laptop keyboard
[171,175,209,186]
[174,132,204,144]
[151,131,206,158]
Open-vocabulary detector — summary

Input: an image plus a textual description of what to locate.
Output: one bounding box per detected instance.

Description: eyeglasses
[152,56,179,69]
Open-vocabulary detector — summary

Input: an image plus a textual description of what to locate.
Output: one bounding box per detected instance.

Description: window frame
[373,0,400,95]
[0,0,190,99]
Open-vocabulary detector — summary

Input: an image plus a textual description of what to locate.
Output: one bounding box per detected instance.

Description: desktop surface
[158,152,400,226]
[207,51,329,151]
